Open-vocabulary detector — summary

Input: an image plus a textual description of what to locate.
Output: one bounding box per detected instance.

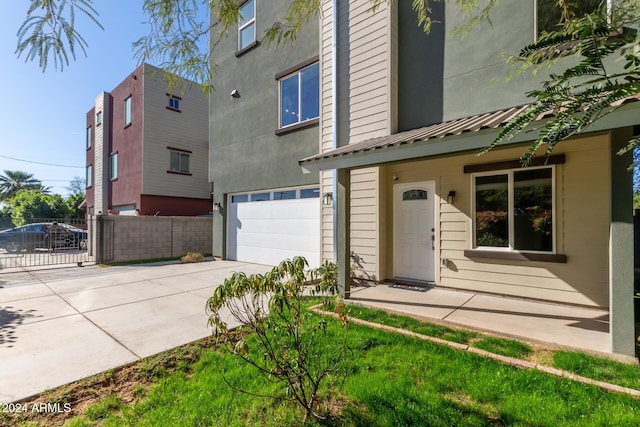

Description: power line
[0,154,83,169]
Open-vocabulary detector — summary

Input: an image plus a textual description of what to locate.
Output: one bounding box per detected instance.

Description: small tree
[7,189,70,226]
[206,257,348,423]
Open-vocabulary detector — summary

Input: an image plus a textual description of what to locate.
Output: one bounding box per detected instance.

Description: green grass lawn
[41,309,638,427]
[339,303,640,390]
[4,303,639,427]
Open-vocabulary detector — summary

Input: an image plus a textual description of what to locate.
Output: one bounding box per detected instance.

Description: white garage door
[228,187,321,268]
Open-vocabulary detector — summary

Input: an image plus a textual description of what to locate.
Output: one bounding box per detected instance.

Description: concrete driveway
[0,260,272,403]
[0,260,622,404]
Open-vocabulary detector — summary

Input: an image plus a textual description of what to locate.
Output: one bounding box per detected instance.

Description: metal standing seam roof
[299,95,640,165]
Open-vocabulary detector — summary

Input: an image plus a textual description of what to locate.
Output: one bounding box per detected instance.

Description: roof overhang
[299,99,640,173]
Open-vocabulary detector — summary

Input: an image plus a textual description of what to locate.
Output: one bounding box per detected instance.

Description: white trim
[471,165,556,254]
[393,181,437,282]
[238,0,256,50]
[278,62,320,129]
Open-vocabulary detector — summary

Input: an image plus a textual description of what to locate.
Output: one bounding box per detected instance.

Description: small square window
[239,0,256,50]
[300,188,320,199]
[251,192,270,202]
[170,151,190,173]
[124,96,132,126]
[168,96,180,111]
[274,190,296,200]
[232,194,249,203]
[279,63,319,128]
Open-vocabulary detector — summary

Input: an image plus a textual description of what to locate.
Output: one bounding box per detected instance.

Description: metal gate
[0,217,95,270]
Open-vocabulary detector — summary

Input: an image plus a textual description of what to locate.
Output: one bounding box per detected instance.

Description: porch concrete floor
[349,284,611,355]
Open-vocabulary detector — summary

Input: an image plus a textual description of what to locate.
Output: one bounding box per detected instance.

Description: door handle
[431,234,435,250]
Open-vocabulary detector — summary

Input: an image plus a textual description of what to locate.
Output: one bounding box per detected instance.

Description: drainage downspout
[332,0,338,262]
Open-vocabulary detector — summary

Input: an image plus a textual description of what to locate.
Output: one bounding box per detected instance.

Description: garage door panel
[235,232,319,250]
[228,191,321,268]
[232,219,319,236]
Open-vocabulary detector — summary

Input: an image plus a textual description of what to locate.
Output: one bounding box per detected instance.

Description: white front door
[394,181,436,282]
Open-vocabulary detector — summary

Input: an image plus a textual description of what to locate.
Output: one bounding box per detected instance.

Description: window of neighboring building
[86,126,92,150]
[300,187,320,199]
[167,94,181,111]
[109,153,118,180]
[279,62,319,128]
[86,164,93,188]
[238,0,256,51]
[124,96,132,126]
[169,150,190,173]
[96,111,102,126]
[473,167,554,252]
[536,0,602,36]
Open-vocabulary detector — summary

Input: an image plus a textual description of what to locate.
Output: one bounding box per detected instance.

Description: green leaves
[205,256,346,422]
[16,0,103,71]
[488,2,640,165]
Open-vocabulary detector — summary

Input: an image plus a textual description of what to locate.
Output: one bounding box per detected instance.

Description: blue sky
[0,1,151,196]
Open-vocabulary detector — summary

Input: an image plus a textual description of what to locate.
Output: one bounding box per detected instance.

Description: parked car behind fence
[0,222,87,253]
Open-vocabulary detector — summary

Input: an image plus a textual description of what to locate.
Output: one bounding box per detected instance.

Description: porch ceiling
[299,96,640,173]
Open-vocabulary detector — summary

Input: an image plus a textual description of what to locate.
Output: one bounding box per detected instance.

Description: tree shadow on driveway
[0,306,42,348]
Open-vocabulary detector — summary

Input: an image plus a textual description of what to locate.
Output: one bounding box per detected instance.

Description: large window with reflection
[279,62,319,128]
[536,0,603,36]
[474,167,554,252]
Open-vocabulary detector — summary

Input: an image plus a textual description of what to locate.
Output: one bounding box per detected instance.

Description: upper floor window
[109,153,118,180]
[279,62,319,128]
[124,96,132,126]
[167,94,181,111]
[86,164,93,188]
[238,0,256,50]
[473,166,554,253]
[96,111,102,126]
[170,150,190,173]
[86,126,92,150]
[536,0,602,36]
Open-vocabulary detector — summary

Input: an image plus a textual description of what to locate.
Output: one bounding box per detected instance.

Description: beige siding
[319,1,397,281]
[383,134,611,308]
[141,64,209,199]
[93,92,109,214]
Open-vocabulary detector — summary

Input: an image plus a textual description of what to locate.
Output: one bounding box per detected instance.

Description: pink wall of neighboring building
[140,195,212,217]
[109,67,144,210]
[85,107,95,213]
[85,64,209,217]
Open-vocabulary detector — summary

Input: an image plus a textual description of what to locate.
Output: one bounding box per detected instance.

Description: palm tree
[0,170,48,201]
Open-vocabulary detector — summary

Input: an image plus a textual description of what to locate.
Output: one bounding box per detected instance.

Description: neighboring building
[209,0,321,266]
[85,63,211,217]
[297,1,638,356]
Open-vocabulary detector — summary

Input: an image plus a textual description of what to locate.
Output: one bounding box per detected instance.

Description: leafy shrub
[206,257,347,422]
[180,252,205,263]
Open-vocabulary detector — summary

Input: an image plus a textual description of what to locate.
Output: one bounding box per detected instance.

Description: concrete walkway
[349,284,612,355]
[0,260,272,403]
[0,262,617,403]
